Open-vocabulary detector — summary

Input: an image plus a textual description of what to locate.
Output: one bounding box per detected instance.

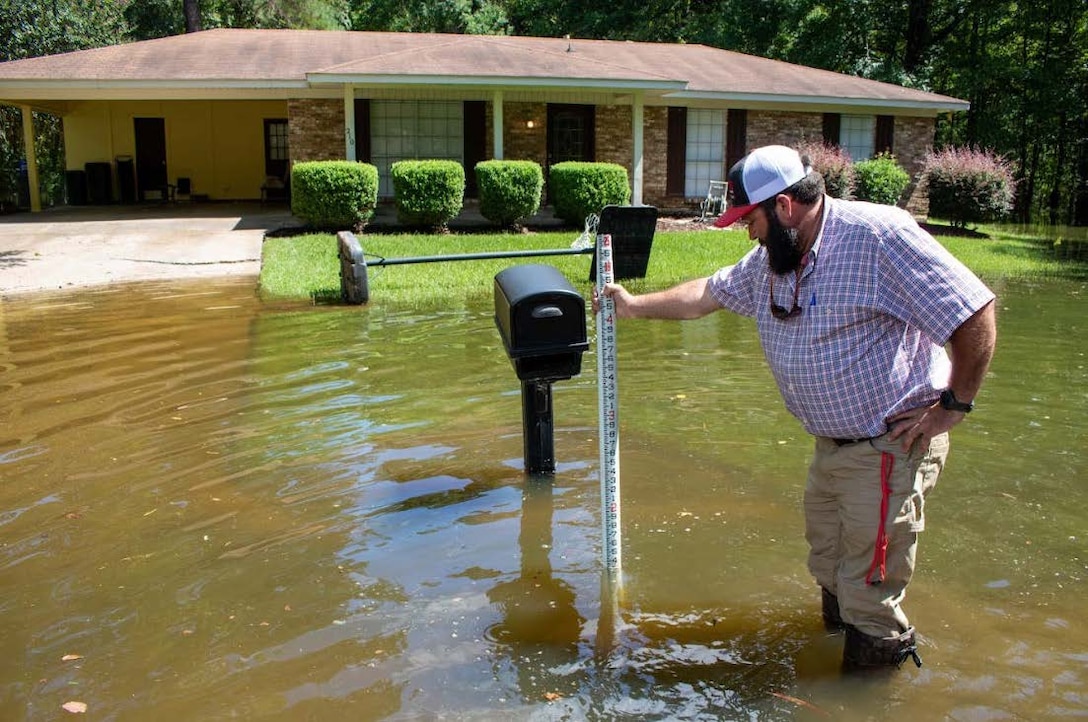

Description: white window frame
[840,114,876,161]
[684,109,723,198]
[370,100,464,198]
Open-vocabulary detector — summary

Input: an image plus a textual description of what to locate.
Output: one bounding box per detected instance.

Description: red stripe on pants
[866,452,894,585]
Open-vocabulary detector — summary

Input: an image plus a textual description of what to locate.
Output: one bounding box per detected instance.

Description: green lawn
[258,222,1088,307]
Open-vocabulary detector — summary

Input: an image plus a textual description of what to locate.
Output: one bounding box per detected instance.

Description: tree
[349,0,508,34]
[0,1,129,208]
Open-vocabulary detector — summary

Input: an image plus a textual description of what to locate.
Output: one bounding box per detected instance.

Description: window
[840,114,875,161]
[684,109,723,197]
[370,101,464,197]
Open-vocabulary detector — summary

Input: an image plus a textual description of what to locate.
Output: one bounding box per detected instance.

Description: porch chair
[699,180,728,223]
[260,170,290,204]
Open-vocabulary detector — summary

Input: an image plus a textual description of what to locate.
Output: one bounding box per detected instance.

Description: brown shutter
[354,99,371,163]
[666,107,687,196]
[875,115,895,155]
[726,109,747,170]
[822,113,840,145]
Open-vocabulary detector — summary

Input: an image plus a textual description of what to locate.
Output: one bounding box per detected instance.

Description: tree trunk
[184,0,201,33]
[903,0,933,74]
[1049,113,1067,225]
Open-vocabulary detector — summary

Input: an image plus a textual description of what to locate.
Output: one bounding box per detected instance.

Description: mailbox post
[494,264,588,474]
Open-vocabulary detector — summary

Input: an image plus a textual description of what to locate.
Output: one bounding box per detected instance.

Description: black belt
[831,436,874,447]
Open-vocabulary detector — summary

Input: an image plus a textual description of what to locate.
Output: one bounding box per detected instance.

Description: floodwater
[1,274,1085,720]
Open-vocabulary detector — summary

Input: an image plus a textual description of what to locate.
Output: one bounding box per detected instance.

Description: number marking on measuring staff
[596,233,622,573]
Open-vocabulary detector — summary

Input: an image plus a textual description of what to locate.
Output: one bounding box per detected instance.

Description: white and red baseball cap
[714,145,807,228]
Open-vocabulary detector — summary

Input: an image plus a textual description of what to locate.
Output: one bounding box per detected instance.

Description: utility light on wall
[526,120,536,129]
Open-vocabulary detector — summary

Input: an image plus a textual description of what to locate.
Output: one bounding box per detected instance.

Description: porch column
[631,92,644,206]
[492,90,504,160]
[21,106,41,212]
[343,85,356,161]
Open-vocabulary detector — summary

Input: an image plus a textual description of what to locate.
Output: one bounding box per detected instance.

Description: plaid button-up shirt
[708,197,995,438]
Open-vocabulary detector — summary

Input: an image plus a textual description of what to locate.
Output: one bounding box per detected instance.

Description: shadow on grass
[922,221,1088,280]
[920,222,989,239]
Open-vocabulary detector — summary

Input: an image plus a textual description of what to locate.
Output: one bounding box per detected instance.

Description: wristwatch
[939,389,974,413]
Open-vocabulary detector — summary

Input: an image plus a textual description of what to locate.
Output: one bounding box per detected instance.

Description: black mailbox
[494,264,588,382]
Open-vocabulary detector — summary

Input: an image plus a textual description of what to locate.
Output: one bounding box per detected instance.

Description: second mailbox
[494,264,589,382]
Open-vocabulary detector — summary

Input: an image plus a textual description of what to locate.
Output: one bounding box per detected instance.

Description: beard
[762,209,805,275]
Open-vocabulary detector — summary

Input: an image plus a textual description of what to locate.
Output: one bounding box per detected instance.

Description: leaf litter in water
[62,701,88,714]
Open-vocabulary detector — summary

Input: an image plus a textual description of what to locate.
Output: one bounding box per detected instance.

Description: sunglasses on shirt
[769,272,804,319]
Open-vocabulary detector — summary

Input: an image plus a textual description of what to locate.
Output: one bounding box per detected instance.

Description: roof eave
[668,90,969,113]
[0,78,309,90]
[307,72,688,92]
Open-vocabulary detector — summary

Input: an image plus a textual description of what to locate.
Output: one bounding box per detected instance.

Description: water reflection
[0,276,1086,720]
[486,476,584,703]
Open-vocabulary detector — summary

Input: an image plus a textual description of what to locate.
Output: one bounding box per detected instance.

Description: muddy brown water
[1,275,1085,720]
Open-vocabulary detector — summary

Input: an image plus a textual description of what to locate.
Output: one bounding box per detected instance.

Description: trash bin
[116,155,135,204]
[85,162,112,204]
[65,169,87,206]
[16,160,30,209]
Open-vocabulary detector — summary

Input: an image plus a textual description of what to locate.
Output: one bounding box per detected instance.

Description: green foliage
[924,147,1016,228]
[126,0,351,39]
[854,153,910,206]
[391,160,466,230]
[475,160,543,228]
[548,162,631,226]
[0,108,22,211]
[797,140,855,199]
[291,161,378,231]
[349,0,509,34]
[0,0,128,209]
[123,0,183,40]
[0,1,129,61]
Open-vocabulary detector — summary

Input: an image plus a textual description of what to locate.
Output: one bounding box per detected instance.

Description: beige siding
[62,99,288,200]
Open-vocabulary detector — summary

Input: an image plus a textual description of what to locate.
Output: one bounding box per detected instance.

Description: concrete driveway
[0,202,298,296]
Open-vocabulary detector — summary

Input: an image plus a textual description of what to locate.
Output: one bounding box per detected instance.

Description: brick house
[0,29,966,215]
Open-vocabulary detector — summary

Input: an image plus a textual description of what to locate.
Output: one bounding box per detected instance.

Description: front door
[546,104,595,201]
[134,117,167,201]
[547,104,595,167]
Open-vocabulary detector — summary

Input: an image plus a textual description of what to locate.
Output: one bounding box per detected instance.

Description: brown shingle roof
[0,28,967,110]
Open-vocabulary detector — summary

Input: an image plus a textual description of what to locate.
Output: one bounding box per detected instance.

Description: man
[597,145,996,672]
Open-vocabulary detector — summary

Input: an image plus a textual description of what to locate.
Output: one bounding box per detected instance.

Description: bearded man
[595,144,996,672]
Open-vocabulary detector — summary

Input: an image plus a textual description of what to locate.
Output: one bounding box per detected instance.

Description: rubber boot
[821,587,845,633]
[842,625,923,673]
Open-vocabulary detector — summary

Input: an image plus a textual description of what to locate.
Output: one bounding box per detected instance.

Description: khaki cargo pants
[804,432,949,639]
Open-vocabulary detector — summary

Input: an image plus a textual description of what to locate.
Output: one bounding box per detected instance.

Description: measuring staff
[595,233,622,574]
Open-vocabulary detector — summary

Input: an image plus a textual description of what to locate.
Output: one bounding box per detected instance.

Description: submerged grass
[259,221,1088,306]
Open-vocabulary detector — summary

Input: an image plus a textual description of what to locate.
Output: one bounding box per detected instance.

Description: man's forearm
[625,277,720,320]
[947,300,997,402]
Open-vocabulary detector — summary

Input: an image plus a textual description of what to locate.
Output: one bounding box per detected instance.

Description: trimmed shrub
[797,140,855,199]
[548,162,631,226]
[291,160,378,231]
[923,146,1015,228]
[475,160,543,228]
[391,160,465,230]
[854,153,911,206]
